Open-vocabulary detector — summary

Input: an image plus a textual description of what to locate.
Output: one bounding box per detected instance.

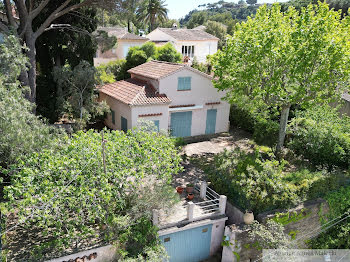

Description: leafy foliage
[181,1,258,29]
[53,61,109,129]
[229,103,279,146]
[204,21,227,49]
[0,36,60,168]
[34,1,98,122]
[205,147,347,213]
[96,59,127,83]
[288,105,350,169]
[248,220,292,249]
[212,2,350,150]
[154,43,182,63]
[3,128,182,261]
[137,0,168,32]
[310,186,350,248]
[97,42,182,82]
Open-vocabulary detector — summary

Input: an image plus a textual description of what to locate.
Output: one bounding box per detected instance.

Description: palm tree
[137,0,168,32]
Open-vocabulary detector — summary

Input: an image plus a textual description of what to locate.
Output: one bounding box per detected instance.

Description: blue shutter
[111,110,116,125]
[178,77,191,91]
[205,109,217,134]
[121,117,127,132]
[153,120,160,132]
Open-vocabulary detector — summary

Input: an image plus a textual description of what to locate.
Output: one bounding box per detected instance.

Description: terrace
[153,181,227,229]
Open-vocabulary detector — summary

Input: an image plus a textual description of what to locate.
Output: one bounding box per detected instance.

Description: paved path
[183,128,252,156]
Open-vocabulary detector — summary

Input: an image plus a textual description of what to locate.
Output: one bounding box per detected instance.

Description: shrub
[230,104,279,146]
[288,105,350,169]
[207,148,299,213]
[309,186,350,249]
[96,59,127,83]
[206,147,347,214]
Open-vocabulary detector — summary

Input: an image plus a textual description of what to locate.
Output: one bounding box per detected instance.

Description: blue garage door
[159,224,212,262]
[170,111,192,137]
[205,109,217,134]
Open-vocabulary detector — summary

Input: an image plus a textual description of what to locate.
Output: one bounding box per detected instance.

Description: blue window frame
[153,120,160,131]
[111,110,116,125]
[178,77,191,91]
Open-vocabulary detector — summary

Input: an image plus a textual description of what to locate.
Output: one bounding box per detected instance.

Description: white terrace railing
[190,182,227,221]
[153,182,227,227]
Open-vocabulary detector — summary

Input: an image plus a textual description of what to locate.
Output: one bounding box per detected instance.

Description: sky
[166,0,289,19]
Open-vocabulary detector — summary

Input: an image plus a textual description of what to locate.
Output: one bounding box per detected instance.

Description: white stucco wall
[131,104,170,132]
[173,40,218,63]
[46,245,118,262]
[146,29,218,63]
[116,39,148,59]
[99,93,132,130]
[158,68,230,136]
[210,219,227,256]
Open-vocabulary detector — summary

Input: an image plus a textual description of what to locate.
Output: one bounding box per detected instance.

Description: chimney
[172,23,178,30]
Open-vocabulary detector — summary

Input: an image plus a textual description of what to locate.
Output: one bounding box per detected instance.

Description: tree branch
[4,0,17,27]
[30,0,50,20]
[34,0,96,39]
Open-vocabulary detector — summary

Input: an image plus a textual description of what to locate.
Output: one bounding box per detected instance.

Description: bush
[96,59,127,83]
[230,104,279,146]
[309,186,350,249]
[288,105,350,169]
[206,147,347,214]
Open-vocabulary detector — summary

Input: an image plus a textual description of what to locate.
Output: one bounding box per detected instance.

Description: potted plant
[187,193,194,201]
[176,186,184,194]
[243,210,254,225]
[186,183,194,193]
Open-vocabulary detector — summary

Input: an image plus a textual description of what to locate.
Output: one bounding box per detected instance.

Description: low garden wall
[222,198,329,262]
[45,245,118,262]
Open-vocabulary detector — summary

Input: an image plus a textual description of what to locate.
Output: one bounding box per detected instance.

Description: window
[112,48,116,54]
[111,110,115,125]
[181,45,195,58]
[153,120,160,132]
[178,77,191,91]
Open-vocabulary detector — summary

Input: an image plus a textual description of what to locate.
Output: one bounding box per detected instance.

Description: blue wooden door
[121,117,127,132]
[159,224,212,262]
[205,109,217,134]
[170,111,192,137]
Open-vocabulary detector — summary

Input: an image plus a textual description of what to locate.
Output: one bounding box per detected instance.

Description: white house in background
[146,26,219,63]
[98,60,230,137]
[94,27,148,66]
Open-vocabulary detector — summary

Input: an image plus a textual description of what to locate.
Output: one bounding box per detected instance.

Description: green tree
[53,61,109,129]
[154,43,182,63]
[187,11,208,29]
[0,0,116,105]
[212,3,350,154]
[205,20,227,49]
[137,0,168,32]
[3,129,181,260]
[0,35,60,193]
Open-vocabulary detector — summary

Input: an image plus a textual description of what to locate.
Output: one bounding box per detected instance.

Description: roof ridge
[130,86,145,105]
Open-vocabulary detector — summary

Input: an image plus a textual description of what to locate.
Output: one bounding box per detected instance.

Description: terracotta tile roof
[157,28,219,41]
[97,27,148,41]
[128,60,213,80]
[99,78,171,106]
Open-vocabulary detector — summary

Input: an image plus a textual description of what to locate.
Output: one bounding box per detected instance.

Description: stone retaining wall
[222,198,329,262]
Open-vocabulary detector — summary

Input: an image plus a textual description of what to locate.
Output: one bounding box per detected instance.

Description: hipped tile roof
[157,28,219,41]
[128,60,213,80]
[97,27,148,41]
[99,78,171,106]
